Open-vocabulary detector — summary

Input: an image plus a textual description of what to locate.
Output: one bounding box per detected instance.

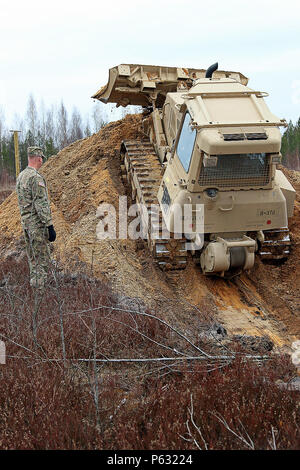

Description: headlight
[271,154,282,164]
[206,188,218,198]
[203,153,218,167]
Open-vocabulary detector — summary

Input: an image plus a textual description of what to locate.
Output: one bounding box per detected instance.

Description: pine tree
[44,137,58,158]
[281,119,300,170]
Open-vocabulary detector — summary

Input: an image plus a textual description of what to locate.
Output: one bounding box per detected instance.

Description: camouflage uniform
[16,147,53,289]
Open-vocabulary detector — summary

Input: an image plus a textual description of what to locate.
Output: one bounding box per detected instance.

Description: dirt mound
[279,165,300,201]
[0,189,13,205]
[0,114,299,347]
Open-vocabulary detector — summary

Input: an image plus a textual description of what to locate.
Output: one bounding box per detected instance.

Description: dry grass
[0,256,299,450]
[0,189,14,205]
[0,170,15,204]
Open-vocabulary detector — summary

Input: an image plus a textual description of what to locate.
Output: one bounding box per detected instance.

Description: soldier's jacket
[16,167,53,229]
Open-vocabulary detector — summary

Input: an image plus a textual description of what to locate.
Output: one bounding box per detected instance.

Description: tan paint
[93,64,296,275]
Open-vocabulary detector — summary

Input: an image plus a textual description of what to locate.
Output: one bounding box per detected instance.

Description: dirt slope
[0,114,299,348]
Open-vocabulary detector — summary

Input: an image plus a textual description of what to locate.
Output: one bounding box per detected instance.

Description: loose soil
[0,114,299,349]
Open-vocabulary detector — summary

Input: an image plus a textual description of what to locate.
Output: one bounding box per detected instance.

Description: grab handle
[218,195,235,212]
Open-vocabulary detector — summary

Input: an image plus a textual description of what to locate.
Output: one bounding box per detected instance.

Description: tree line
[0,94,299,181]
[0,94,137,180]
[281,118,300,170]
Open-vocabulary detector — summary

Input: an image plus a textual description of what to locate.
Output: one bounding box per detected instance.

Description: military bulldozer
[92,63,296,277]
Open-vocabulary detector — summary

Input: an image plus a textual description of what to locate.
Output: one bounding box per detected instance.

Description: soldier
[16,146,56,289]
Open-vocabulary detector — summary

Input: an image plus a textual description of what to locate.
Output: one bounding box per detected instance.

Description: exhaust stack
[205,62,218,78]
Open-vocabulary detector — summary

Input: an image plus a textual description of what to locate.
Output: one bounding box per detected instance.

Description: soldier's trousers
[23,226,51,289]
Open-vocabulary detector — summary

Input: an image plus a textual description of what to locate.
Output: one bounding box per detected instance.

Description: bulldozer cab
[171,109,275,193]
[167,76,288,194]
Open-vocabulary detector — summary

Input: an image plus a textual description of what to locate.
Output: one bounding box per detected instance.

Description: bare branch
[210,411,255,450]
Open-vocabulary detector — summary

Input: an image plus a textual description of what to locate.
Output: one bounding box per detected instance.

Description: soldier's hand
[48,225,56,242]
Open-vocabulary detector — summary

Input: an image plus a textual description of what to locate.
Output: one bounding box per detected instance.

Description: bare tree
[84,116,91,138]
[12,113,24,134]
[26,94,38,141]
[45,107,56,143]
[38,99,46,146]
[57,101,69,149]
[69,107,83,143]
[91,102,107,133]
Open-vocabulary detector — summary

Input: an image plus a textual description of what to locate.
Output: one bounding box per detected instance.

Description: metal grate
[223,133,245,141]
[222,132,268,141]
[245,132,268,140]
[198,153,270,188]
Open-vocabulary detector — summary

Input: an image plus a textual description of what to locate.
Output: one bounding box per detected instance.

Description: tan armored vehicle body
[93,63,296,277]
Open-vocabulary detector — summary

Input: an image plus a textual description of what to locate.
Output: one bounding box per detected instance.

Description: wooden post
[9,130,21,178]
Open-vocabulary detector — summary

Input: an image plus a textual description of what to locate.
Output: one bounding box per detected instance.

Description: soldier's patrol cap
[27,146,46,159]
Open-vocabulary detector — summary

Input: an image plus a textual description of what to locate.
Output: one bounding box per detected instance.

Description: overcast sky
[1,0,300,127]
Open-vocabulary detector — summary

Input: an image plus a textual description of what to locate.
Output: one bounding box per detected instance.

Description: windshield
[198,153,270,188]
[176,113,197,173]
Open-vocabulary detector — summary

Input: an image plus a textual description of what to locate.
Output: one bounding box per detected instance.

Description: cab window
[176,113,196,173]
